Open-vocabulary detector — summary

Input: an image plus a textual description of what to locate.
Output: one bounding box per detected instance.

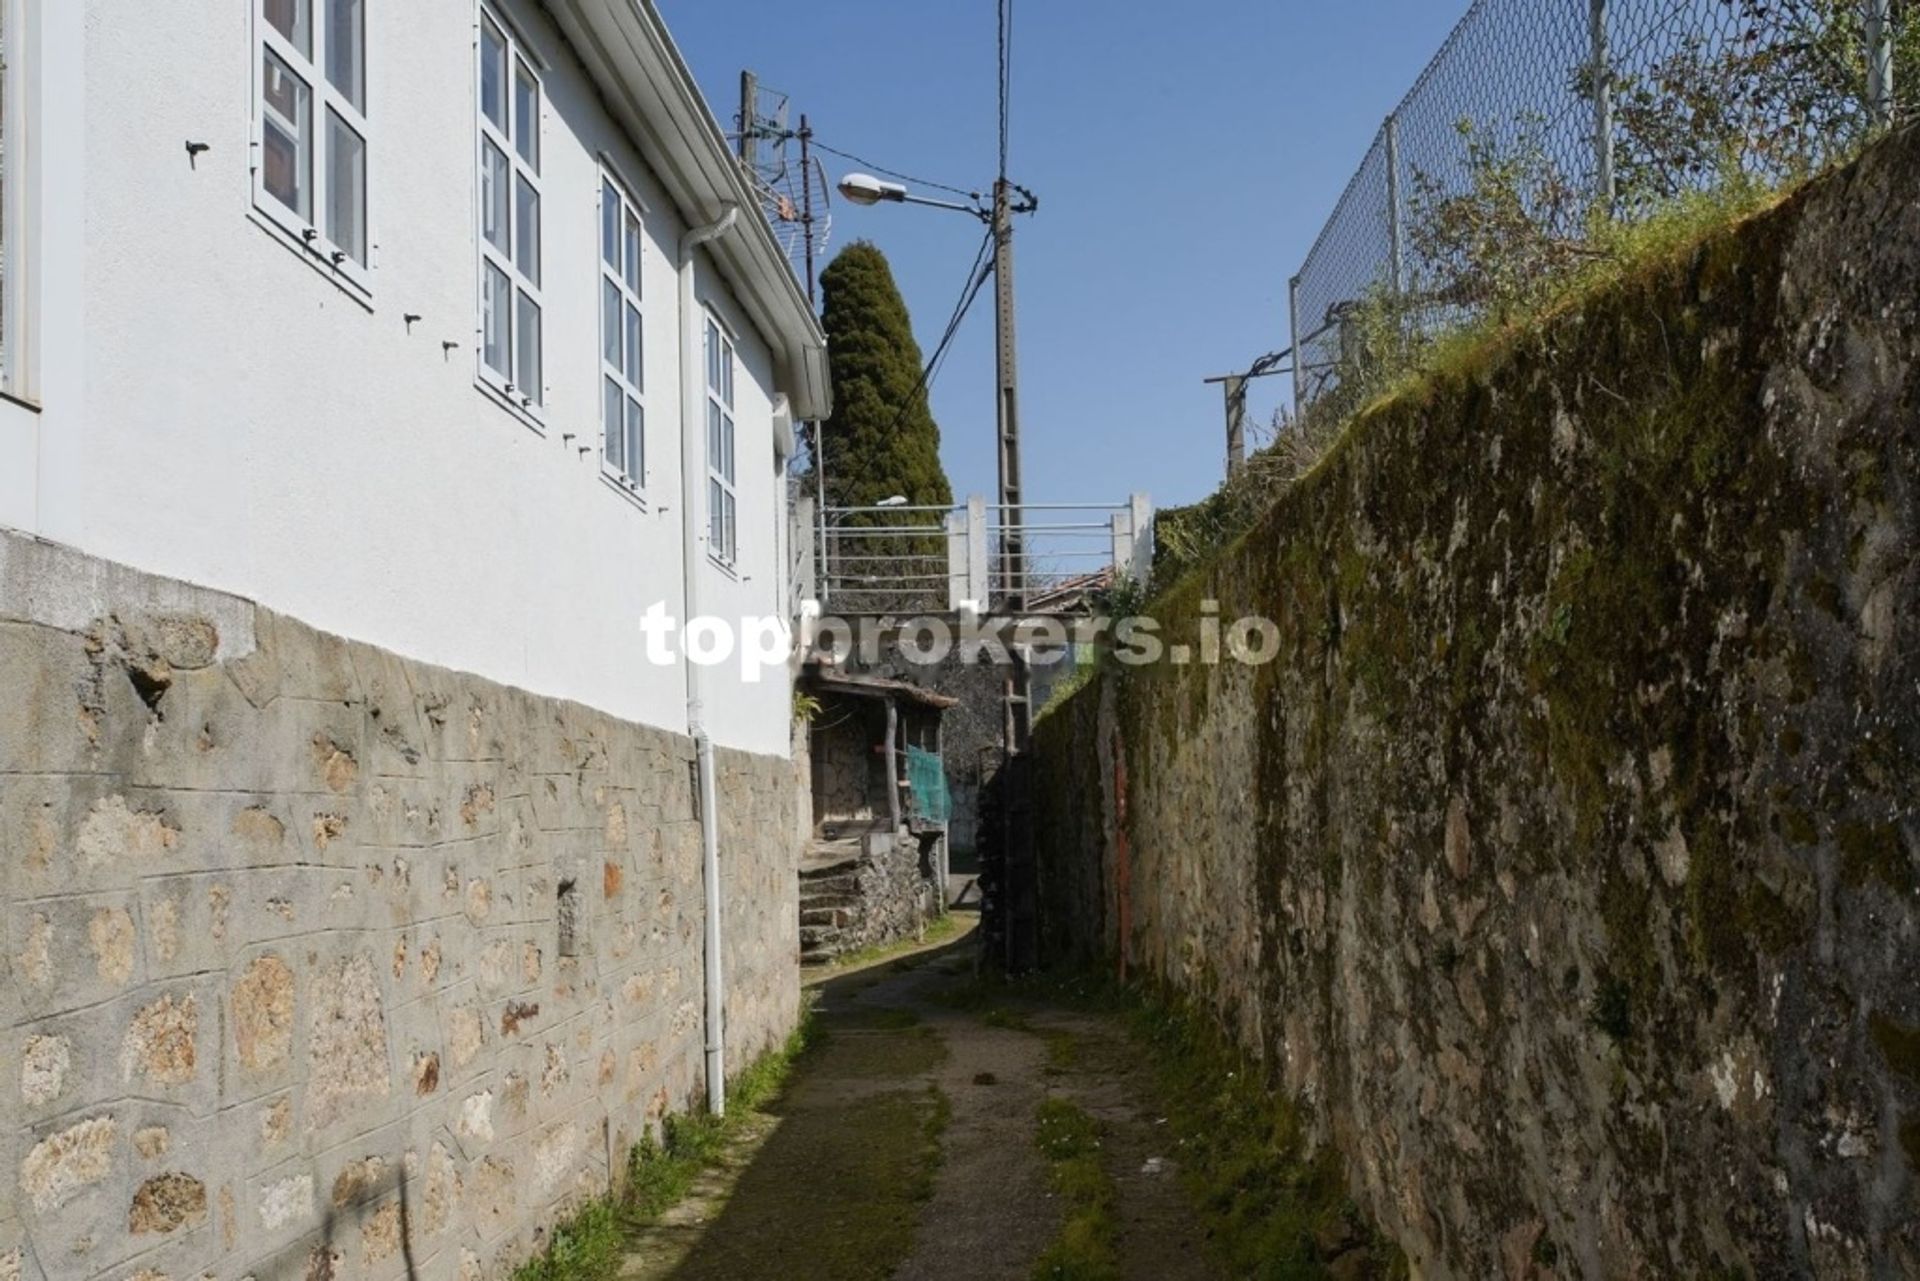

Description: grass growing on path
[1030,1097,1121,1281]
[945,972,1409,1279]
[509,1017,813,1281]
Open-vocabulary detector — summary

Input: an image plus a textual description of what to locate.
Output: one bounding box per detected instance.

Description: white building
[0,0,828,756]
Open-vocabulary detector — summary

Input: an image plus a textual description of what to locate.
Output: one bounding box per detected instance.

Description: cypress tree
[816,241,955,513]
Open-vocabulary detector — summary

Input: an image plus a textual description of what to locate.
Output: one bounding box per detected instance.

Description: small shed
[798,666,958,963]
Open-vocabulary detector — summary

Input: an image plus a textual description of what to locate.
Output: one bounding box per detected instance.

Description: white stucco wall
[0,0,799,756]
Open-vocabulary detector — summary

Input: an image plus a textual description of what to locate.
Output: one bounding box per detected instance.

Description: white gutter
[679,203,739,1116]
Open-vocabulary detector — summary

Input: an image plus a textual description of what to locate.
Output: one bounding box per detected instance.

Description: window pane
[325,111,366,265]
[480,19,507,132]
[721,413,734,482]
[602,278,620,369]
[513,58,539,171]
[603,377,623,471]
[482,263,510,375]
[709,479,724,550]
[624,305,641,387]
[722,491,737,560]
[515,290,541,400]
[707,401,721,469]
[264,0,310,57]
[261,49,312,221]
[722,345,734,407]
[481,141,509,254]
[623,214,641,295]
[626,398,644,481]
[601,180,619,267]
[514,175,540,285]
[705,321,719,390]
[325,0,363,110]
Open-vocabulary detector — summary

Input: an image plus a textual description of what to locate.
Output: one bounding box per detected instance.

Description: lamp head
[837,173,909,206]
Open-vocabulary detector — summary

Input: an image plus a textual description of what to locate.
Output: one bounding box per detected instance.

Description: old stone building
[799,669,954,963]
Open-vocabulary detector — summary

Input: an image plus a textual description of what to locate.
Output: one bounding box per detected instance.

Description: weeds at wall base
[961,970,1409,1279]
[510,1015,815,1281]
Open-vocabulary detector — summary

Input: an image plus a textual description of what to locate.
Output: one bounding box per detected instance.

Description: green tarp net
[904,747,951,826]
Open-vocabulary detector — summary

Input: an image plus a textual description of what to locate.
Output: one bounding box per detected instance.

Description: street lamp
[837,170,1038,703]
[837,173,986,221]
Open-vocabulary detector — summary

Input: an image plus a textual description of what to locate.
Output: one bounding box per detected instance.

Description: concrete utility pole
[1221,376,1247,475]
[1205,352,1292,479]
[992,176,1031,752]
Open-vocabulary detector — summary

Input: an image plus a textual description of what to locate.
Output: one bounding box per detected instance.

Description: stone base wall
[1032,128,1920,1277]
[0,531,799,1281]
[798,835,941,965]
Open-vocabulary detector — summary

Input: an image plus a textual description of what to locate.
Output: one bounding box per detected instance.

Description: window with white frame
[705,318,737,563]
[254,0,368,281]
[477,9,542,409]
[1,0,11,384]
[599,174,643,486]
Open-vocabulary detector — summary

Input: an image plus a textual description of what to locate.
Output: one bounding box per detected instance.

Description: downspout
[678,203,739,1115]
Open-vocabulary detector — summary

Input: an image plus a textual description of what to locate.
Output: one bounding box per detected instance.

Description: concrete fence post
[794,495,817,612]
[1384,114,1405,299]
[1866,0,1894,128]
[1288,274,1305,421]
[965,495,991,611]
[1592,0,1616,210]
[1126,493,1154,585]
[944,506,968,613]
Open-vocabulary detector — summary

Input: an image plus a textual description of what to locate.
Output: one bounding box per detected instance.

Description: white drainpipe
[678,203,739,1115]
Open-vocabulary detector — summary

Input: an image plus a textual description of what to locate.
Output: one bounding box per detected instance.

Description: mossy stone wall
[1033,125,1920,1277]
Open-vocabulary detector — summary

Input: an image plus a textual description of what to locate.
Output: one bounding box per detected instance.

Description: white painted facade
[0,0,826,757]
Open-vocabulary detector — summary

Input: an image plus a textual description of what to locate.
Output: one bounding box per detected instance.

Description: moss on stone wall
[1033,124,1920,1276]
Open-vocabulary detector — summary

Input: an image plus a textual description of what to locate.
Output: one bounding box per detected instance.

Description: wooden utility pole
[737,70,757,171]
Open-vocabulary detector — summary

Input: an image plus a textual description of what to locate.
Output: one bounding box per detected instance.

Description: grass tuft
[1030,1098,1120,1281]
[510,1015,814,1281]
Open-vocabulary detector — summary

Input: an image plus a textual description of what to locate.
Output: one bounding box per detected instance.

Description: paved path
[615,916,1221,1280]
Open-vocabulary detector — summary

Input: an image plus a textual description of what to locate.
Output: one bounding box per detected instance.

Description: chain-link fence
[1290,0,1909,409]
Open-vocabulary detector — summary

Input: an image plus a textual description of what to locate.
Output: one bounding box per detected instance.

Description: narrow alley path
[614,918,1221,1281]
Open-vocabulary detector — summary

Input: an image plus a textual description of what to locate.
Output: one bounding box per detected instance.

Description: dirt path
[614,917,1222,1280]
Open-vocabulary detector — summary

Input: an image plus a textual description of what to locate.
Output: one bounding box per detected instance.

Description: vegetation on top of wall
[1154,171,1790,588]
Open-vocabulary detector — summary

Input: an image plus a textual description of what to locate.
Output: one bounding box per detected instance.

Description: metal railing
[810,496,1154,617]
[1288,0,1905,411]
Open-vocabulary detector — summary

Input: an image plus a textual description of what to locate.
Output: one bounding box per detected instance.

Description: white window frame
[474,5,544,419]
[250,0,372,296]
[0,0,36,402]
[598,170,645,492]
[704,316,737,565]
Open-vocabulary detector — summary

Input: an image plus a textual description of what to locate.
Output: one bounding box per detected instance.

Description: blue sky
[660,1,1467,512]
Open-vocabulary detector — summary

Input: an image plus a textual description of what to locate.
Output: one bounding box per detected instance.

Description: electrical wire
[807,139,981,201]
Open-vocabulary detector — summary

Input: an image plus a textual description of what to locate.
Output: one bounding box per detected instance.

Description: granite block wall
[0,531,799,1281]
